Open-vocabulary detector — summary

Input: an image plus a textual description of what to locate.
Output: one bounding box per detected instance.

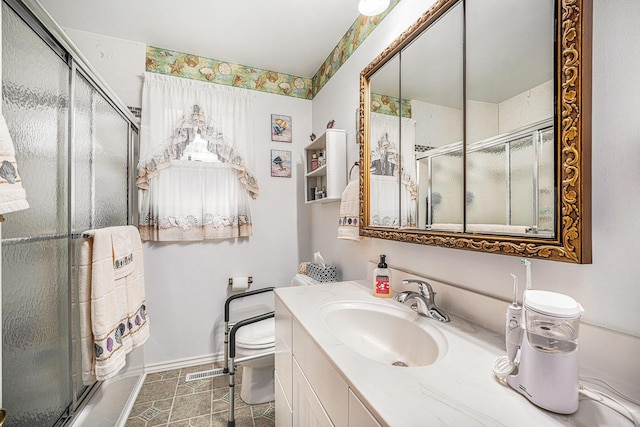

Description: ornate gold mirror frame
[359,0,592,263]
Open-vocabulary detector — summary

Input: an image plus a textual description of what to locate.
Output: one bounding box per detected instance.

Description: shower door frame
[1,0,140,424]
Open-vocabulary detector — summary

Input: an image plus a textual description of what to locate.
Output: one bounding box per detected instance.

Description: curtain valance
[138,73,257,241]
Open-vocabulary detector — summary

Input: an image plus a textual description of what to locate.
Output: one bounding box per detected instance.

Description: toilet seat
[235,317,274,350]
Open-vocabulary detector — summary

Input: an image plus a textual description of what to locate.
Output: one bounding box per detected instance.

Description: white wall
[499,80,553,133]
[64,30,313,366]
[64,28,146,109]
[466,99,498,143]
[311,0,640,339]
[412,99,462,147]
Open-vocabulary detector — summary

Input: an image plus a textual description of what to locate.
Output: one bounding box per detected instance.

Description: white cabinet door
[292,359,334,427]
[275,371,293,427]
[293,321,348,426]
[275,297,293,405]
[348,389,382,427]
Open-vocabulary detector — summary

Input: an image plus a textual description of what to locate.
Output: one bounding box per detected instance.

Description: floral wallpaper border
[312,0,401,97]
[145,1,401,100]
[370,93,412,118]
[146,47,313,99]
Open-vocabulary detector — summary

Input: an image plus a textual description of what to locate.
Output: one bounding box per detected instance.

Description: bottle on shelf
[318,152,325,167]
[311,153,318,170]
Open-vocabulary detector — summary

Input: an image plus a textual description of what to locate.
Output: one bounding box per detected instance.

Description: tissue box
[306,263,338,283]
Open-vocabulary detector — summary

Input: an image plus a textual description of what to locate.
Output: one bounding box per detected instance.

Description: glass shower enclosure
[1,1,140,425]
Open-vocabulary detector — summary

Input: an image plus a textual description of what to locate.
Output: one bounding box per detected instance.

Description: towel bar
[348,161,359,180]
[69,232,91,239]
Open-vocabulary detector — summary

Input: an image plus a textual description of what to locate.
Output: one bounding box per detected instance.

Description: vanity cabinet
[275,295,381,427]
[275,297,293,427]
[304,129,347,204]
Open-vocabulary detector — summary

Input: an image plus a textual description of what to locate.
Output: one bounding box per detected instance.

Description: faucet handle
[401,279,435,298]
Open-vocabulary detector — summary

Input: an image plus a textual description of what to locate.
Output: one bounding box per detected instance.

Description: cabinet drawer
[275,297,292,351]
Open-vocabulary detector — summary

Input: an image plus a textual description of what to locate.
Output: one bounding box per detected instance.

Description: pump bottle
[373,255,391,297]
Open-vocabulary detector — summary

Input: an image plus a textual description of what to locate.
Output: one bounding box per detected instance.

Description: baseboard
[144,353,225,374]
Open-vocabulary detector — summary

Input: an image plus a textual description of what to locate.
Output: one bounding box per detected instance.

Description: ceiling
[36,0,363,78]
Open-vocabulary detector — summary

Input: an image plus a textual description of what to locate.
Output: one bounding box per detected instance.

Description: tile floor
[125,362,275,427]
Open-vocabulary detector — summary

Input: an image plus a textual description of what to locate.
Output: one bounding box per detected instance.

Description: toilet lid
[235,317,275,349]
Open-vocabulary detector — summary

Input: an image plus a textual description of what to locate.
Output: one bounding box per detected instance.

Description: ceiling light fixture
[358,0,390,17]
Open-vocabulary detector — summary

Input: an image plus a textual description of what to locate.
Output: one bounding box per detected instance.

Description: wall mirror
[359,0,592,263]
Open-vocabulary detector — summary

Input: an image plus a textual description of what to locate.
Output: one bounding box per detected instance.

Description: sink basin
[321,301,447,367]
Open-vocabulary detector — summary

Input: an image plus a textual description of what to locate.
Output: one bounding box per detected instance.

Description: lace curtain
[369,112,417,227]
[137,73,258,241]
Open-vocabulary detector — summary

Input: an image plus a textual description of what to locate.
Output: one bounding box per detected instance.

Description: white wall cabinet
[304,129,347,203]
[275,295,381,427]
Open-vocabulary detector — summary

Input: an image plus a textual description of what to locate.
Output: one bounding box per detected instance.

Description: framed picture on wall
[271,114,292,142]
[271,149,292,178]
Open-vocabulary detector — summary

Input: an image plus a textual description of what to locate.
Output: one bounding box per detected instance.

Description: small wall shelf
[304,129,347,204]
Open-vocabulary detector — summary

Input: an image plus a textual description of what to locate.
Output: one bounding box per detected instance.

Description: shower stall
[417,119,555,235]
[1,1,141,426]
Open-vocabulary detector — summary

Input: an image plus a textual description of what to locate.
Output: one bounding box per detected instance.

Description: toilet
[235,317,276,404]
[233,273,318,404]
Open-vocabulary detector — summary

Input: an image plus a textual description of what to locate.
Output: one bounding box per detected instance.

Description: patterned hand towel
[79,225,149,384]
[112,227,135,280]
[337,180,362,241]
[0,114,29,214]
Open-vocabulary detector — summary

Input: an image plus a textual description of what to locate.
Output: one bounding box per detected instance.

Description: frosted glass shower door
[1,4,71,426]
[429,152,463,226]
[72,72,131,402]
[73,72,129,231]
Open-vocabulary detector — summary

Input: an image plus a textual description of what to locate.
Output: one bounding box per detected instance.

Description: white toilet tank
[291,273,319,287]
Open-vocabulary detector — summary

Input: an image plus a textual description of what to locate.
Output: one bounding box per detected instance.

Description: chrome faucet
[395,279,450,322]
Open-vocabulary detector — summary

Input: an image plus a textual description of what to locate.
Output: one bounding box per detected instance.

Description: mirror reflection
[464,0,555,236]
[368,54,405,227]
[367,0,555,237]
[403,3,464,230]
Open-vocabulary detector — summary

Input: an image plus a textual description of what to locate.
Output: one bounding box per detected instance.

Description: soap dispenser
[373,255,391,297]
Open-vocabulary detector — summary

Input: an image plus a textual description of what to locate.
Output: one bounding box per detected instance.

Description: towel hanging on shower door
[0,114,29,214]
[78,225,149,384]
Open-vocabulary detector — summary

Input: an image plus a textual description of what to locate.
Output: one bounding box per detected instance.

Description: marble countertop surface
[275,280,638,426]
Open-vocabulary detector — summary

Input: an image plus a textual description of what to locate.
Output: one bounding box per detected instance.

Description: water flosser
[505,273,522,362]
[521,258,532,291]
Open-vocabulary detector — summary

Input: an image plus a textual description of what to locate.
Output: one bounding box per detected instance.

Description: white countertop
[275,280,638,426]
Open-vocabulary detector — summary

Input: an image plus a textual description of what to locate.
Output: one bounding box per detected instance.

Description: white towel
[0,114,29,214]
[79,225,149,384]
[337,180,362,241]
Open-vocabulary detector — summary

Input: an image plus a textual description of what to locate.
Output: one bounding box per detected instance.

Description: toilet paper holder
[228,276,253,287]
